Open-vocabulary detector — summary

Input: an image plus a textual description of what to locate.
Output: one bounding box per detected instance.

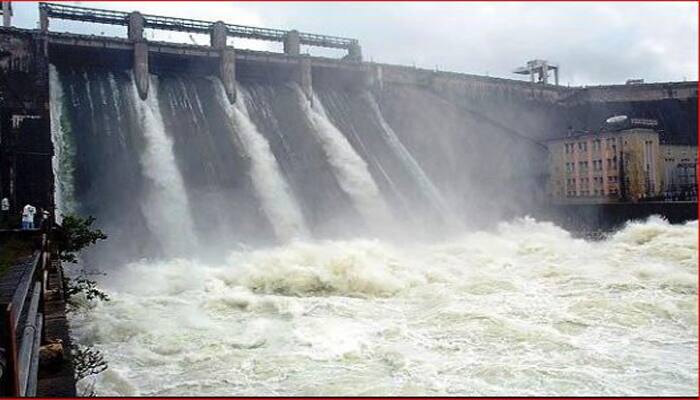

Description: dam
[0,2,697,396]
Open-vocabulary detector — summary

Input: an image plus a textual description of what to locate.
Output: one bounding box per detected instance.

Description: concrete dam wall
[1,26,697,265]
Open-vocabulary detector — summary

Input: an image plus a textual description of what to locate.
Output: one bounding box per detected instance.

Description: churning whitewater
[69,217,698,396]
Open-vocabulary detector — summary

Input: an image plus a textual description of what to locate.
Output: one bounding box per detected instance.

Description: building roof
[544,127,659,143]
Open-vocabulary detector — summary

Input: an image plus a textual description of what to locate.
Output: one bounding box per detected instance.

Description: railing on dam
[38,2,360,51]
[0,232,49,396]
[37,2,363,102]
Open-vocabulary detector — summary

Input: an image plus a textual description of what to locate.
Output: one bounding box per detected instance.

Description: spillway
[47,64,698,397]
[215,81,309,242]
[131,75,198,256]
[301,88,393,232]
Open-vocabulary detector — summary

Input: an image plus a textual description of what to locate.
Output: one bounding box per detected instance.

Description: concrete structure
[211,21,236,104]
[346,42,362,62]
[1,2,11,28]
[0,8,696,396]
[12,3,698,145]
[283,30,300,56]
[0,29,53,224]
[363,64,384,93]
[514,59,559,85]
[539,201,697,234]
[0,3,697,216]
[547,127,663,203]
[127,11,144,41]
[297,57,313,101]
[127,12,148,100]
[39,2,361,58]
[36,2,364,100]
[39,6,48,33]
[661,144,698,200]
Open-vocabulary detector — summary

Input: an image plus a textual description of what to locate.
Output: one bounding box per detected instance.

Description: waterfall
[49,65,77,222]
[214,81,309,242]
[298,87,392,227]
[130,75,198,255]
[107,74,125,132]
[364,92,455,226]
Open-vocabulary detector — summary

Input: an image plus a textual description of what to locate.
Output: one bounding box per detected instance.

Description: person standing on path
[1,197,9,228]
[21,203,37,230]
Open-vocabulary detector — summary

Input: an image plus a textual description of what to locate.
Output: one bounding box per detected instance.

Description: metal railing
[0,234,49,396]
[39,2,358,50]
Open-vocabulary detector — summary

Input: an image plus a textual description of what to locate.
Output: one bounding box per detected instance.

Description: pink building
[547,128,662,203]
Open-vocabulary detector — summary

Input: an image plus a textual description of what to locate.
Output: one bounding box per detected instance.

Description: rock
[39,339,64,369]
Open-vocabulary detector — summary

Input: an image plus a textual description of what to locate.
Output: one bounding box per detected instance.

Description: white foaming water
[365,92,455,226]
[130,76,197,255]
[72,217,698,396]
[297,87,392,227]
[214,81,309,242]
[49,65,76,221]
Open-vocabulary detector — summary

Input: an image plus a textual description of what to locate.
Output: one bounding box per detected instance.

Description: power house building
[547,121,664,203]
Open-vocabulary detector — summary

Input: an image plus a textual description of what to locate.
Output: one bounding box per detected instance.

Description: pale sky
[9,1,699,86]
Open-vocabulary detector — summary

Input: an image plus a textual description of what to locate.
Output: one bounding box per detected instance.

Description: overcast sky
[9,1,698,86]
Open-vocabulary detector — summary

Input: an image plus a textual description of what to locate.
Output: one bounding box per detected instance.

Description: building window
[593,139,601,151]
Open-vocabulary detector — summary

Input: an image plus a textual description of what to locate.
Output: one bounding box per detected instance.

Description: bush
[73,344,108,387]
[65,277,110,303]
[53,215,107,264]
[54,215,110,391]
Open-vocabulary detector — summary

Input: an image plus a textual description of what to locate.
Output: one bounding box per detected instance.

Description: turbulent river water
[68,216,698,396]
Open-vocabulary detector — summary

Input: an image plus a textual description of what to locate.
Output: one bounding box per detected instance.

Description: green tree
[53,215,107,264]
